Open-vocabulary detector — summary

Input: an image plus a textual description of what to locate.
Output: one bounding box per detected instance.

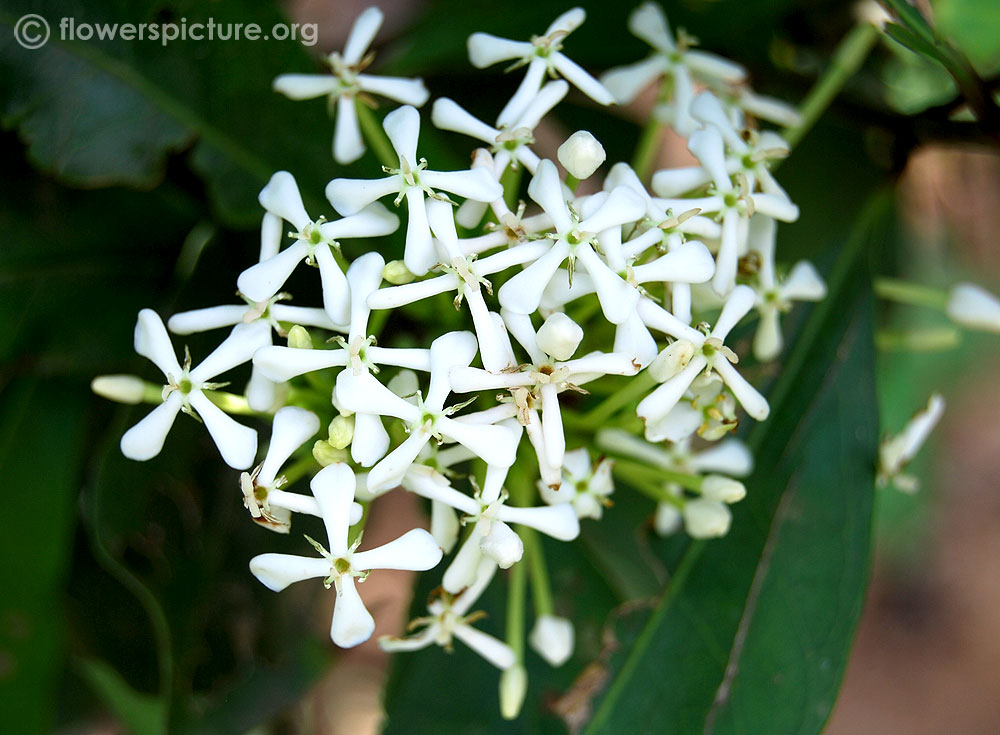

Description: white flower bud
[557,131,606,180]
[535,312,584,360]
[480,520,524,569]
[700,475,746,504]
[648,340,696,382]
[654,502,682,536]
[683,498,732,538]
[383,259,416,285]
[529,614,574,667]
[312,439,348,467]
[91,374,146,404]
[499,664,527,720]
[286,325,313,349]
[946,282,1000,333]
[327,414,355,449]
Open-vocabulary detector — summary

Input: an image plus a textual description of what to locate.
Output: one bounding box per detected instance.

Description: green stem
[204,390,261,416]
[500,163,524,211]
[506,545,527,661]
[783,20,880,150]
[564,173,581,194]
[873,277,948,309]
[356,102,398,170]
[631,78,671,182]
[611,458,702,493]
[281,452,319,487]
[577,371,656,429]
[523,529,554,616]
[875,326,960,352]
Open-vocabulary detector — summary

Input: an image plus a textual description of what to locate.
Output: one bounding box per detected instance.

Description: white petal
[427,331,480,409]
[320,202,401,241]
[644,401,701,443]
[383,104,421,163]
[751,193,799,222]
[426,197,461,259]
[527,160,573,233]
[260,212,283,262]
[781,261,827,301]
[347,252,386,340]
[336,370,420,422]
[443,534,485,593]
[352,412,390,467]
[353,528,442,571]
[576,244,639,324]
[497,503,580,541]
[689,438,753,476]
[687,128,730,192]
[546,7,586,35]
[636,297,705,343]
[367,275,458,310]
[343,6,383,64]
[501,309,546,365]
[540,383,565,470]
[632,240,716,285]
[685,49,747,86]
[578,185,646,234]
[190,321,271,383]
[650,165,713,197]
[311,462,357,554]
[438,417,519,468]
[468,295,517,373]
[432,98,497,144]
[711,284,756,341]
[691,91,744,151]
[635,356,708,423]
[368,429,431,494]
[268,489,321,517]
[515,80,569,129]
[454,624,516,670]
[497,57,547,127]
[421,169,504,203]
[188,391,258,469]
[378,627,438,653]
[404,190,437,277]
[552,52,614,106]
[331,576,376,647]
[168,306,245,335]
[358,75,430,106]
[712,359,769,421]
[467,33,532,68]
[334,96,365,164]
[629,2,674,53]
[259,171,311,231]
[431,500,460,554]
[272,74,338,100]
[367,346,434,372]
[600,56,664,105]
[947,282,1000,332]
[253,345,346,382]
[529,614,574,666]
[455,198,490,229]
[315,245,351,326]
[753,307,782,362]
[325,176,401,216]
[562,351,639,377]
[614,312,659,368]
[654,502,683,536]
[134,309,182,376]
[258,406,321,486]
[250,553,330,592]
[497,240,570,314]
[237,241,309,303]
[120,392,183,461]
[403,466,480,515]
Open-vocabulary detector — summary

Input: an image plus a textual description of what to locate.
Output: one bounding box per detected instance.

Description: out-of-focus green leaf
[580,193,886,735]
[0,379,89,735]
[78,657,166,735]
[935,0,1000,74]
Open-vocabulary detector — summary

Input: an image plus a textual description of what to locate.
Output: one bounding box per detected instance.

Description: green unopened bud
[383,259,415,285]
[327,414,355,449]
[499,664,527,720]
[91,375,147,404]
[312,439,348,467]
[287,325,313,349]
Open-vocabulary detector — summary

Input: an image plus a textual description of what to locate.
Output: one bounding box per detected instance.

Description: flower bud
[480,520,524,569]
[654,502,682,536]
[649,340,696,382]
[529,614,575,667]
[557,130,606,180]
[91,374,146,404]
[683,498,732,538]
[700,475,746,504]
[499,664,527,720]
[536,312,584,361]
[383,259,416,285]
[327,414,355,449]
[312,439,348,467]
[946,282,1000,334]
[286,325,313,349]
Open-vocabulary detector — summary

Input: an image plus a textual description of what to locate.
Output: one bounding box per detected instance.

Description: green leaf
[935,0,1000,73]
[0,379,89,735]
[581,193,886,735]
[78,658,167,735]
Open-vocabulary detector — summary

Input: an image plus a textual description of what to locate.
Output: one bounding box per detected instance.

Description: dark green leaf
[581,193,887,735]
[78,658,167,735]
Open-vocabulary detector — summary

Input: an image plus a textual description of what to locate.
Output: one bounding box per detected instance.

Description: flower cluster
[94,3,826,717]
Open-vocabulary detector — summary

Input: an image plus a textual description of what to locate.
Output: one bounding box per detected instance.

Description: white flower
[636,285,770,423]
[238,171,399,324]
[557,131,606,180]
[432,81,569,176]
[325,106,504,276]
[467,8,613,127]
[878,393,945,492]
[946,282,1000,333]
[538,448,614,520]
[497,159,646,323]
[250,462,442,647]
[272,7,430,163]
[336,332,521,494]
[120,309,264,469]
[528,614,574,666]
[379,558,516,669]
[748,216,826,361]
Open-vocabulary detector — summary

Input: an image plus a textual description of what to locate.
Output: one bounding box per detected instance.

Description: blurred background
[1,0,998,733]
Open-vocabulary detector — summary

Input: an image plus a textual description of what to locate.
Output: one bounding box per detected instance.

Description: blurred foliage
[0,0,996,733]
